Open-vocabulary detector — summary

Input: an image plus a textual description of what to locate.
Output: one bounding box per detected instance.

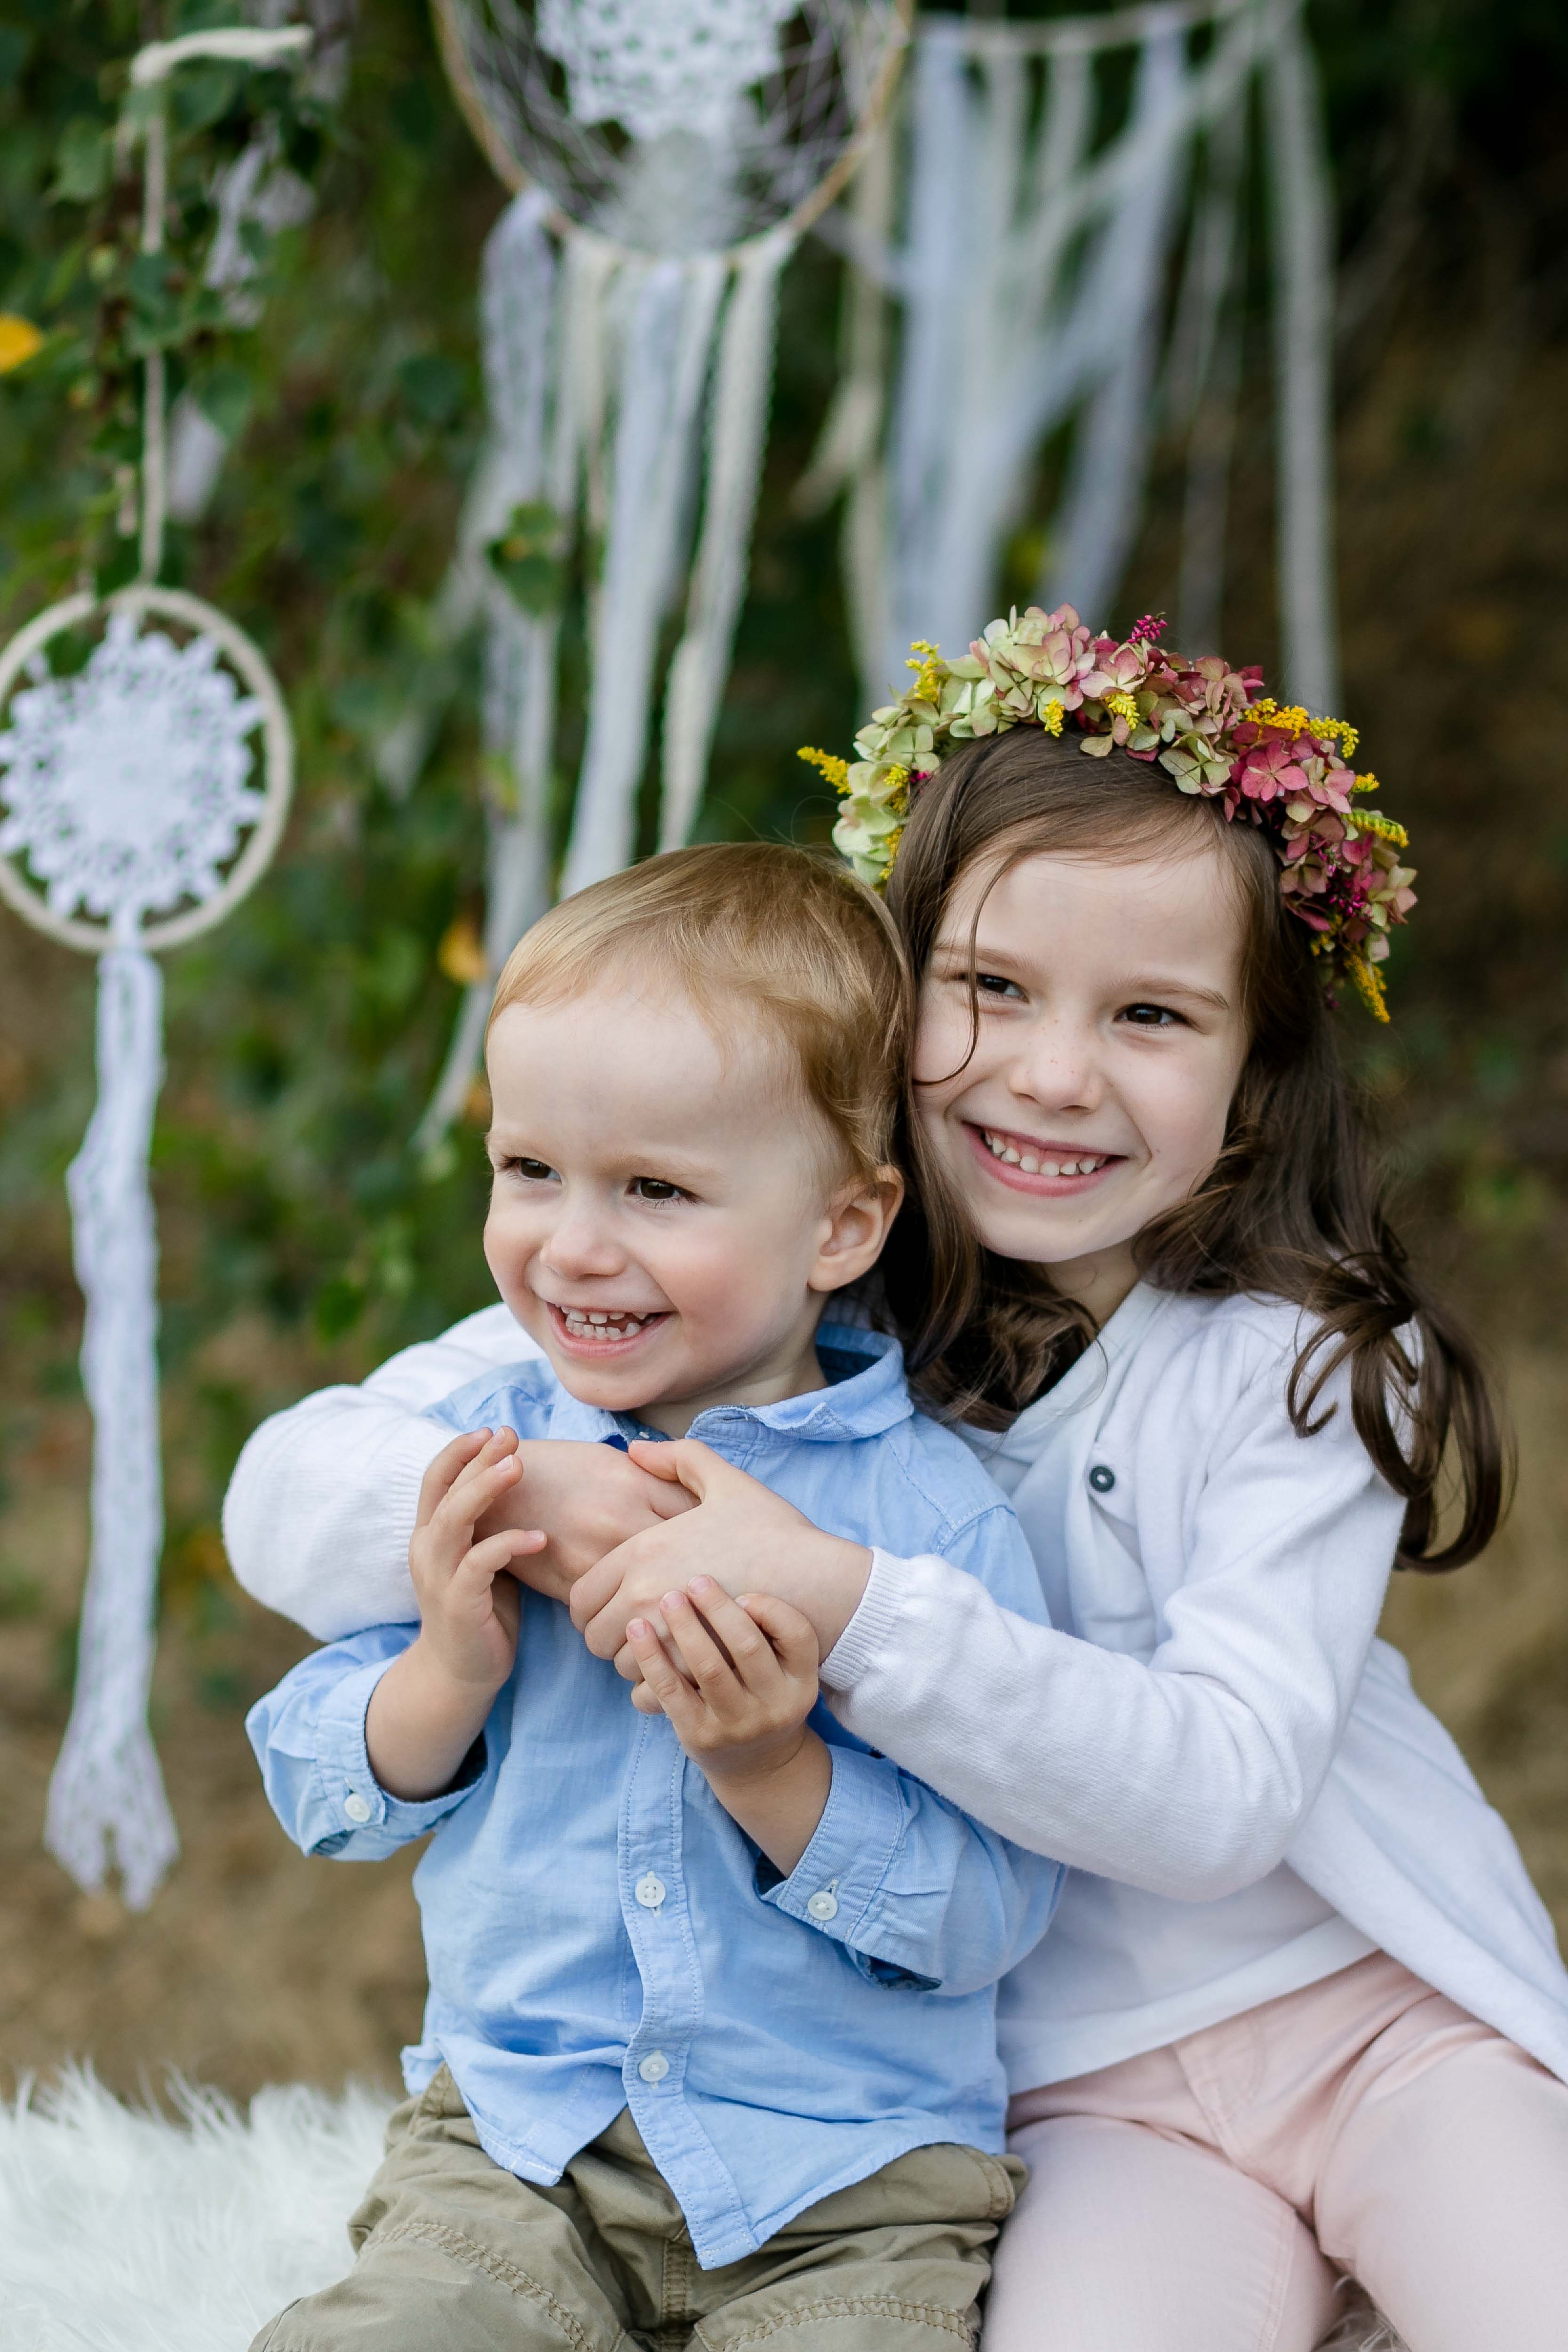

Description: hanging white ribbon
[414,187,564,1154]
[44,946,178,1911]
[560,252,726,894]
[661,226,792,850]
[815,0,1329,701]
[1266,8,1339,710]
[1041,26,1186,618]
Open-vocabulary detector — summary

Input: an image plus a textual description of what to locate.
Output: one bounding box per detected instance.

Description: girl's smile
[969,1122,1123,1192]
[915,846,1251,1319]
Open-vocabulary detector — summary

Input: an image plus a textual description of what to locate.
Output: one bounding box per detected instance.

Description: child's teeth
[563,1309,649,1338]
[983,1129,1109,1178]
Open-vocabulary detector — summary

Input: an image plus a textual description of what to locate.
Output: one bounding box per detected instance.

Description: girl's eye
[1120,1002,1183,1029]
[631,1176,685,1203]
[975,972,1025,1001]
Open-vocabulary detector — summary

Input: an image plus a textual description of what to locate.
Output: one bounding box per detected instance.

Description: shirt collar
[539,1323,912,1450]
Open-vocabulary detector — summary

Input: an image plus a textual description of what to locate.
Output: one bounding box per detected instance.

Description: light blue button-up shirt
[247,1327,1061,2267]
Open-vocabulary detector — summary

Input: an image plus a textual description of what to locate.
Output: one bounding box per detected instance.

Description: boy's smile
[483,982,899,1438]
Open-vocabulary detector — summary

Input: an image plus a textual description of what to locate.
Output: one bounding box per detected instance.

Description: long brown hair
[879,729,1511,1571]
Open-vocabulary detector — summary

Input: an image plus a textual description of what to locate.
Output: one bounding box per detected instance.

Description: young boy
[247,845,1060,2352]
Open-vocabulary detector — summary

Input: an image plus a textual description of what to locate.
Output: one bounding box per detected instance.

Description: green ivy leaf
[193,363,254,440]
[172,63,243,135]
[0,27,32,88]
[50,118,110,206]
[485,501,568,616]
[396,350,466,428]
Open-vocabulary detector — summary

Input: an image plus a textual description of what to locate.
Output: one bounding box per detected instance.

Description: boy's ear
[808,1167,905,1294]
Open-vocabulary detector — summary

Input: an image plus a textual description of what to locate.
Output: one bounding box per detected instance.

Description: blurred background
[1,0,1565,2099]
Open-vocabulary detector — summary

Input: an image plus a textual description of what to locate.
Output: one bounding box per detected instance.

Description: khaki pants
[253,2068,1023,2352]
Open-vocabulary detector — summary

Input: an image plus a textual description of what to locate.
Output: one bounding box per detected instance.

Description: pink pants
[984,1951,1568,2352]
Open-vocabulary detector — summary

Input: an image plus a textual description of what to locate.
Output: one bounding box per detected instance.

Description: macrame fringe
[803,0,1334,711]
[414,195,796,1147]
[45,947,178,1911]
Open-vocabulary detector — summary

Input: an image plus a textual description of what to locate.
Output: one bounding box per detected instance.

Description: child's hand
[366,1429,546,1804]
[475,1438,695,1605]
[410,1427,545,1691]
[626,1577,832,1874]
[569,1440,871,1675]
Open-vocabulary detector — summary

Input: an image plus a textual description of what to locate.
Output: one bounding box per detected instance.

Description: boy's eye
[630,1176,685,1203]
[506,1156,556,1181]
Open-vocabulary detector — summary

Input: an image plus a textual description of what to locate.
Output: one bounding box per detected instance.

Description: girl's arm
[574,1364,1404,1903]
[222,1307,689,1640]
[223,1305,534,1638]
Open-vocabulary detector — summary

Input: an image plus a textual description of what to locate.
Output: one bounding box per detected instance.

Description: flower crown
[799,605,1415,1021]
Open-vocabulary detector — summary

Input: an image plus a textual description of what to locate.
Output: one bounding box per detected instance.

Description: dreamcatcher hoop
[431,0,910,252]
[0,585,294,955]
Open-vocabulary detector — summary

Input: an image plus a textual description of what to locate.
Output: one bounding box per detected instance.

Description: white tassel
[45,946,178,1912]
[1266,5,1339,711]
[1042,30,1186,619]
[560,254,725,894]
[660,227,792,850]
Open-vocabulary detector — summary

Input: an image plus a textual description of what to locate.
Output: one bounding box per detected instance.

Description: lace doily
[433,0,908,250]
[537,0,797,142]
[0,586,293,952]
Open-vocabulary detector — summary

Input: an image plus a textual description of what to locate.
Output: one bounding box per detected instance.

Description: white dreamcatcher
[804,0,1338,715]
[0,26,307,1909]
[405,0,909,1152]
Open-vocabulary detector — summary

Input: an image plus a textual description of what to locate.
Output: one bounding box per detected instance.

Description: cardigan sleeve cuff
[819,1548,915,1696]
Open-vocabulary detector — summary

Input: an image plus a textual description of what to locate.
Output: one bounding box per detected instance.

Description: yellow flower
[438,915,488,987]
[905,639,945,705]
[1041,699,1065,737]
[1254,700,1360,759]
[1343,949,1390,1024]
[0,315,44,375]
[1103,692,1139,727]
[1346,808,1409,848]
[797,746,850,793]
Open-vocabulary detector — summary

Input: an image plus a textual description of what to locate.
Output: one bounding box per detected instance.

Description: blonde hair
[488,843,909,1181]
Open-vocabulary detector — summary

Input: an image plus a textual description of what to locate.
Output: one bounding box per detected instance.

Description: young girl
[225,609,1568,2352]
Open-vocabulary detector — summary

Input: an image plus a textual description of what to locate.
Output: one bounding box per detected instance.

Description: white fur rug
[0,2069,393,2352]
[0,2071,1406,2351]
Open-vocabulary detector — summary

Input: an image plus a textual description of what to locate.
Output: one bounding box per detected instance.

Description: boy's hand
[409,1428,544,1690]
[626,1577,832,1875]
[475,1438,695,1603]
[366,1428,545,1802]
[570,1440,872,1673]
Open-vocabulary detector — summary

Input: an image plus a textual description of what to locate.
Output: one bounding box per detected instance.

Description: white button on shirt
[806,1888,839,1923]
[342,1791,372,1824]
[635,1873,667,1909]
[637,2050,670,2084]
